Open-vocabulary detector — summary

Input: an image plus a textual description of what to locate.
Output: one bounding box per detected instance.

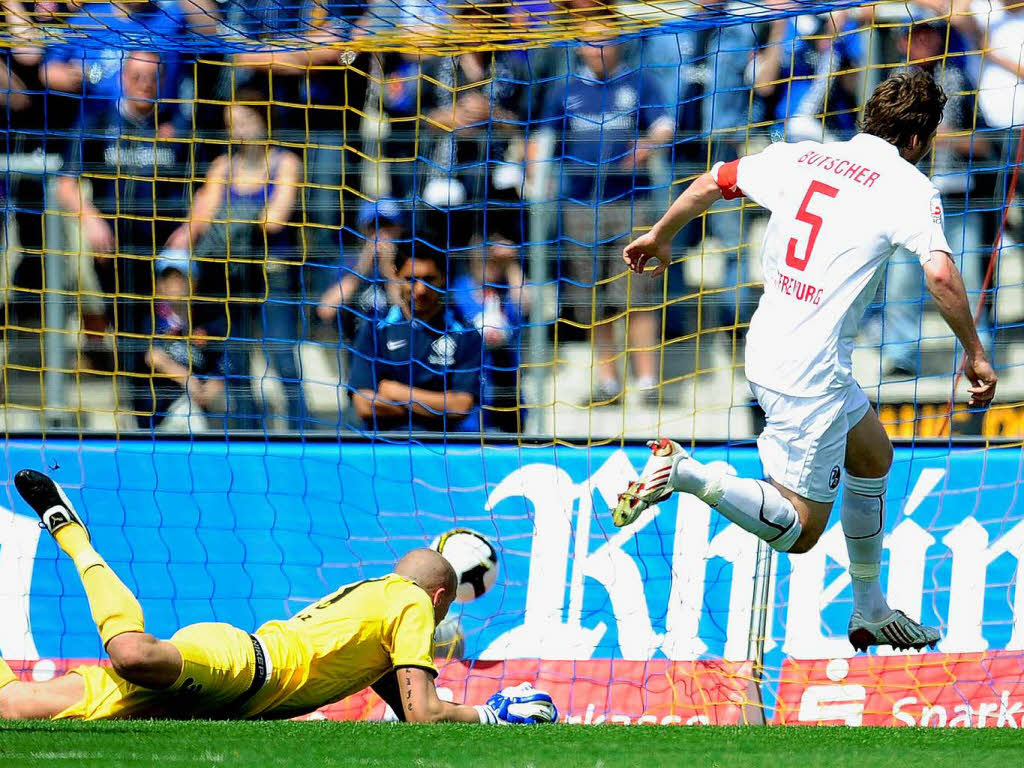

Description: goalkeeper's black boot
[14,469,90,540]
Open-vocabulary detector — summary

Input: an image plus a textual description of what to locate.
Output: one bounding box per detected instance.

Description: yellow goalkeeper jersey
[244,573,437,719]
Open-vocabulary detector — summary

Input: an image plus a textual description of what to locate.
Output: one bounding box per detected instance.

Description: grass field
[0,720,1015,767]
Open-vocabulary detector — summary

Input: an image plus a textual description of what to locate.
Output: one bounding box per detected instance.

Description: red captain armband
[713,160,744,200]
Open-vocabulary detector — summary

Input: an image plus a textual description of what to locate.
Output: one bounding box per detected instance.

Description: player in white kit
[613,69,998,651]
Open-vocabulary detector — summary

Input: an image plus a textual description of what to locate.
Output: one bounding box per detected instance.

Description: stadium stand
[0,0,1020,441]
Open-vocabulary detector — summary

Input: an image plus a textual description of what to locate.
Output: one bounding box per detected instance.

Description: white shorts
[751,382,871,503]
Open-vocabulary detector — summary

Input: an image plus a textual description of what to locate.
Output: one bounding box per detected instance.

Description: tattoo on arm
[405,671,413,712]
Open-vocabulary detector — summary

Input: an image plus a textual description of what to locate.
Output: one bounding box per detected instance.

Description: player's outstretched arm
[923,251,998,407]
[386,668,558,724]
[622,171,723,277]
[391,666,494,723]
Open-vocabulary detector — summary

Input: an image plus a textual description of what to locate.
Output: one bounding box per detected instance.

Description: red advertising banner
[316,659,754,725]
[774,651,1024,728]
[3,658,752,725]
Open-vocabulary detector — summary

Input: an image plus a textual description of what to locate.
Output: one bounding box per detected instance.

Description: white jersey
[713,133,951,397]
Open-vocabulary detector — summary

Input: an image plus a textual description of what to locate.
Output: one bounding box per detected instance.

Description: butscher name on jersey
[795,150,882,189]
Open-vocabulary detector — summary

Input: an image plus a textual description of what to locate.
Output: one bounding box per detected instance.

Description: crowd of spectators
[0,0,1021,434]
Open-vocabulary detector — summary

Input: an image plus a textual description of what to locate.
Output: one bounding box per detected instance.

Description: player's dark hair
[860,67,947,151]
[393,238,448,280]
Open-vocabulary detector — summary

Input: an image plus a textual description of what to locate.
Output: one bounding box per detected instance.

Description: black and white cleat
[13,469,90,540]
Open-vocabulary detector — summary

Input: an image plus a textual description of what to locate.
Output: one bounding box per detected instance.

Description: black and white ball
[431,528,499,603]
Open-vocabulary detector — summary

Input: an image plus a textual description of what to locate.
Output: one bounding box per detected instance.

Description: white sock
[842,473,891,622]
[670,455,802,552]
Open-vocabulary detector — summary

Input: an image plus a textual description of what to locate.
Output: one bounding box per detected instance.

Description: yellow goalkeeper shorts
[53,622,259,721]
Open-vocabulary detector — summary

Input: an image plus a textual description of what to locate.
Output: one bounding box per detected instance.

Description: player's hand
[964,353,997,408]
[485,682,558,724]
[622,230,671,277]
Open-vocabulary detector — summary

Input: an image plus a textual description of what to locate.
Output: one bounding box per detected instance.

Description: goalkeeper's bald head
[395,548,459,624]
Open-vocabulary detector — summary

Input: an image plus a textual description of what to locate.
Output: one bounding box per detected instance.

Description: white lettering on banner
[785,525,852,659]
[662,495,713,659]
[481,451,665,659]
[892,692,1024,728]
[902,468,946,519]
[880,521,934,639]
[0,505,42,660]
[483,452,762,661]
[942,518,1024,652]
[6,448,1024,662]
[563,703,708,726]
[480,463,606,658]
[662,463,764,661]
[573,452,662,659]
[797,659,866,726]
[484,450,1024,660]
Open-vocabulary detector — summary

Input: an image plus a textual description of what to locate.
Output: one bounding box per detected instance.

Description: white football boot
[848,609,940,652]
[612,438,686,527]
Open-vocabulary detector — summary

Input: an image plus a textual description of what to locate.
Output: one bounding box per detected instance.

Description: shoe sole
[613,480,671,527]
[848,627,939,653]
[613,481,644,527]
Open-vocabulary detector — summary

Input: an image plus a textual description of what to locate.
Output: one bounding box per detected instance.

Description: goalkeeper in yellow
[0,470,557,724]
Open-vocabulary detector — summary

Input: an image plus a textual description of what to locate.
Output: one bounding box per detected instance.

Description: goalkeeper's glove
[481,682,558,724]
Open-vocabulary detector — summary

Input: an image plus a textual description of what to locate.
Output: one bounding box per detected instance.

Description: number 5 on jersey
[786,181,840,271]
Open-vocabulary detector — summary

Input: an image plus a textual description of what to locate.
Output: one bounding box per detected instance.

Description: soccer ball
[430,528,499,603]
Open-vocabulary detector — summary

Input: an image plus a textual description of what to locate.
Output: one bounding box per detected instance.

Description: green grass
[0,720,1016,768]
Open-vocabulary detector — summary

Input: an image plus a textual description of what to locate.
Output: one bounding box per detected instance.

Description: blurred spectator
[348,240,483,432]
[971,0,1024,130]
[638,23,759,334]
[421,19,535,247]
[883,17,995,375]
[56,50,191,379]
[230,0,372,284]
[166,89,307,430]
[752,10,866,142]
[317,198,405,343]
[135,257,227,430]
[942,0,1024,253]
[450,235,528,433]
[42,0,217,125]
[4,2,116,364]
[369,52,425,200]
[529,24,674,405]
[703,22,763,331]
[0,2,45,332]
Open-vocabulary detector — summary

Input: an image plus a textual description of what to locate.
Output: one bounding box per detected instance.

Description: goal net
[1,0,1023,727]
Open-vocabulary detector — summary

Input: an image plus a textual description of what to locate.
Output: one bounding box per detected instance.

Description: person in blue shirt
[42,0,216,125]
[55,50,191,388]
[882,16,995,375]
[230,0,370,288]
[753,11,867,142]
[528,24,674,405]
[317,198,406,344]
[348,240,483,433]
[134,258,227,430]
[449,234,527,433]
